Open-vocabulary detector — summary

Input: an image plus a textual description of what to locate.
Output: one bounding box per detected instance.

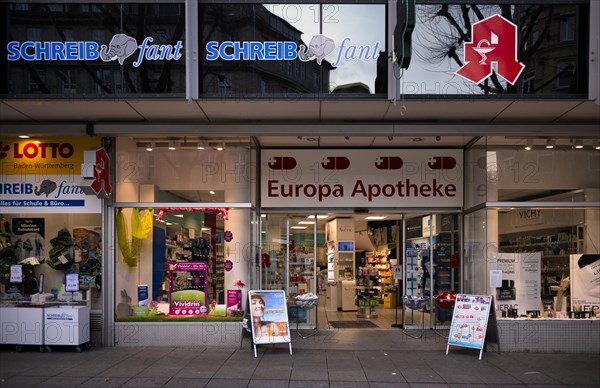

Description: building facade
[1,1,599,352]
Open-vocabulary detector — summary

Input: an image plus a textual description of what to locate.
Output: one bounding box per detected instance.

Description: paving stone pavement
[1,329,599,387]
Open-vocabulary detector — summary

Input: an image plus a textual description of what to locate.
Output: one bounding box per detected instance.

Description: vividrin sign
[261,149,463,208]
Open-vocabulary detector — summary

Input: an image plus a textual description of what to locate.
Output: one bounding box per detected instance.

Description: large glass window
[114,136,252,322]
[2,3,186,97]
[464,136,600,319]
[405,2,589,96]
[199,3,387,97]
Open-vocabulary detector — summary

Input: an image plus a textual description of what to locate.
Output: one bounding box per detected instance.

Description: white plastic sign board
[248,290,292,357]
[10,264,22,283]
[446,294,495,360]
[65,273,80,292]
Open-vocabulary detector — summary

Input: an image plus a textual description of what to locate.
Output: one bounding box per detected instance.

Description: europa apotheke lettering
[267,178,457,202]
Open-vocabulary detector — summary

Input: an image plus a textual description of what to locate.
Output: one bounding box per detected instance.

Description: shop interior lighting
[594,139,600,150]
[574,138,583,149]
[18,135,30,139]
[545,138,555,149]
[524,139,533,150]
[209,190,215,195]
[168,141,176,150]
[365,216,387,220]
[290,226,307,229]
[197,141,206,150]
[307,215,328,219]
[298,221,315,225]
[173,214,184,218]
[146,143,154,151]
[216,142,224,151]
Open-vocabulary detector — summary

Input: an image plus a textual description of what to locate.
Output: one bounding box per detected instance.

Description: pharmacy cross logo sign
[455,14,525,85]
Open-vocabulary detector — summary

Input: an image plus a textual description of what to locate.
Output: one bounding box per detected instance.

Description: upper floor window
[559,14,575,42]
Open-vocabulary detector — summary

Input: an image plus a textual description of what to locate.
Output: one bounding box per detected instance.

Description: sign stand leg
[446,343,450,355]
[288,343,293,355]
[253,344,257,358]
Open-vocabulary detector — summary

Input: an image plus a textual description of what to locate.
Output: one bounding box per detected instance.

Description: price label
[10,265,23,283]
[65,273,80,292]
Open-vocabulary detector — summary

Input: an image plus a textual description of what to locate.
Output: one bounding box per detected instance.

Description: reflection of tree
[415,4,557,94]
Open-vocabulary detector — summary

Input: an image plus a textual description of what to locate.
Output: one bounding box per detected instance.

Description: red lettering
[12,142,74,159]
[90,148,112,197]
[445,184,456,197]
[419,184,431,196]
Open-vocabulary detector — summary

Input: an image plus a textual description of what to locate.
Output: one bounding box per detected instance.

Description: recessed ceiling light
[290,226,307,229]
[18,135,30,139]
[307,215,328,219]
[173,214,184,218]
[524,139,533,151]
[209,190,215,195]
[298,221,315,225]
[546,138,555,149]
[365,216,387,220]
[412,137,423,142]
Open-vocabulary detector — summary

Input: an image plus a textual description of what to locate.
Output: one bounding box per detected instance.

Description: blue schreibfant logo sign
[7,33,183,67]
[206,34,381,67]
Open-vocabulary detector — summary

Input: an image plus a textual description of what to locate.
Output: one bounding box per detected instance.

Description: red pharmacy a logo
[455,14,525,85]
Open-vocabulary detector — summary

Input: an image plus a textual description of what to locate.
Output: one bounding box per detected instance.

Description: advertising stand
[248,290,292,357]
[446,294,498,360]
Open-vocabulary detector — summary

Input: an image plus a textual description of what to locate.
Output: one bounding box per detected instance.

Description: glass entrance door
[403,213,461,329]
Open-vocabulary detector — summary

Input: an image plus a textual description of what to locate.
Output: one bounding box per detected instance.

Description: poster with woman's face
[248,290,290,345]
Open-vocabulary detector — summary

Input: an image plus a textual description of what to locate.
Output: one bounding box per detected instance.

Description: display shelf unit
[366,251,394,306]
[355,267,380,318]
[499,225,583,309]
[288,251,314,298]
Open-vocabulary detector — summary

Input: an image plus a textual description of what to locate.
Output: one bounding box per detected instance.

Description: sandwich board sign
[248,290,292,357]
[446,294,499,360]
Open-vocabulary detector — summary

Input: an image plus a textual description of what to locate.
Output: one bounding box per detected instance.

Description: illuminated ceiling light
[197,141,206,150]
[298,221,315,225]
[166,222,172,225]
[18,135,30,139]
[594,139,600,150]
[574,138,583,149]
[545,138,555,149]
[216,142,224,151]
[146,142,154,151]
[173,214,184,218]
[307,215,328,219]
[209,190,215,195]
[365,216,387,220]
[524,139,533,151]
[168,141,176,150]
[261,214,266,218]
[290,226,307,229]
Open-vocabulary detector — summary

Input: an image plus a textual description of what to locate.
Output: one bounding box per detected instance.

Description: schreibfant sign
[261,149,463,208]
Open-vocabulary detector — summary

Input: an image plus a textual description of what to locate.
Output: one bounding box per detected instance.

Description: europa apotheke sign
[261,150,463,208]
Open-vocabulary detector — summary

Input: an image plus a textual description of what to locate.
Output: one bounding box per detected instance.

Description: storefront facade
[1,1,599,351]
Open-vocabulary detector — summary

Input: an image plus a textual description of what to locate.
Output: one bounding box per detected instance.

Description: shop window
[556,60,574,89]
[27,70,46,93]
[113,207,248,321]
[59,70,77,95]
[559,14,575,42]
[218,75,232,95]
[522,71,535,94]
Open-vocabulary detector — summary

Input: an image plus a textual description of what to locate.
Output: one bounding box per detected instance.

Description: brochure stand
[446,294,499,360]
[248,290,292,357]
